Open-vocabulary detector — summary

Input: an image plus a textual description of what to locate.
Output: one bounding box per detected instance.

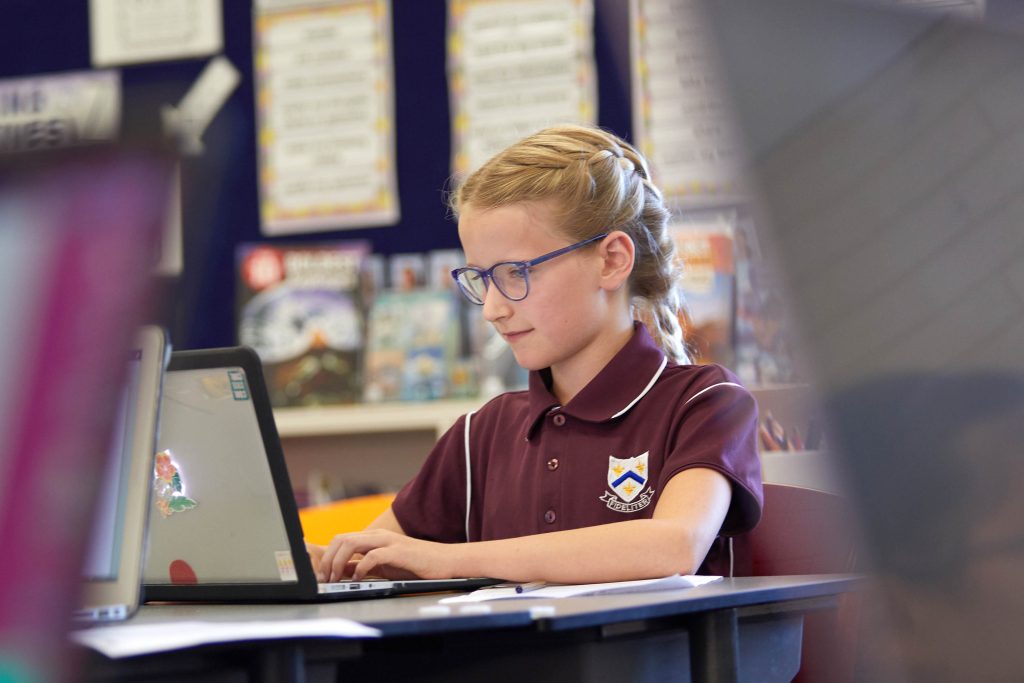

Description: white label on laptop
[275,551,298,582]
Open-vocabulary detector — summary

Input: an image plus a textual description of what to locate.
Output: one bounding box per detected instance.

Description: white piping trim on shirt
[683,381,744,407]
[463,410,476,541]
[728,537,735,578]
[609,356,668,420]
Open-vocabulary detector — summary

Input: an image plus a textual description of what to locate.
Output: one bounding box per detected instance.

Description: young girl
[310,124,762,584]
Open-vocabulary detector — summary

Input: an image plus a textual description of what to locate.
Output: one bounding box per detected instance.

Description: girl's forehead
[458,201,565,251]
[460,206,565,266]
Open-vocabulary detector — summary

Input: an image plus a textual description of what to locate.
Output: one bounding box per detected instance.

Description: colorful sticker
[275,550,298,582]
[153,450,198,517]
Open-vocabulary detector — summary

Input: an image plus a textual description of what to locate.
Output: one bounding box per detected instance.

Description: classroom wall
[1,0,632,351]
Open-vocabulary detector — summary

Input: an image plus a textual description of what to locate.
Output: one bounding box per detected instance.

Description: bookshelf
[274,398,482,439]
[274,385,841,501]
[275,399,483,501]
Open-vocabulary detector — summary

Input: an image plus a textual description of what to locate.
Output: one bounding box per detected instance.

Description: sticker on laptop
[153,450,198,517]
[275,550,298,582]
[227,369,249,400]
[196,368,249,401]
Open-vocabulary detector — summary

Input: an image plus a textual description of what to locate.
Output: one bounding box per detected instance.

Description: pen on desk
[515,581,546,594]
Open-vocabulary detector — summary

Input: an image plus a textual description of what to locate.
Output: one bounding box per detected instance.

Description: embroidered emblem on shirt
[600,451,655,513]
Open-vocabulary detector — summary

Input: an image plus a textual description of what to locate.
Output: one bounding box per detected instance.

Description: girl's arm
[319,467,732,583]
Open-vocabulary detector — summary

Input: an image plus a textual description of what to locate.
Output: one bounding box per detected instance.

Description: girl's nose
[481,282,511,322]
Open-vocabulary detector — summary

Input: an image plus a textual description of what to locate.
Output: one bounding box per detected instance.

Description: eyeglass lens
[455,263,529,304]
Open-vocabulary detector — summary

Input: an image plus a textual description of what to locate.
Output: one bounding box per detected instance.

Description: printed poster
[0,70,120,153]
[630,0,744,207]
[448,0,597,176]
[89,0,223,67]
[254,0,399,235]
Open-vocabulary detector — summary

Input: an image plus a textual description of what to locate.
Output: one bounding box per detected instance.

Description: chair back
[741,483,860,576]
[733,483,862,683]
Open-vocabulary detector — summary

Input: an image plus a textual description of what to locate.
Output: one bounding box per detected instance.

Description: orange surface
[298,493,396,545]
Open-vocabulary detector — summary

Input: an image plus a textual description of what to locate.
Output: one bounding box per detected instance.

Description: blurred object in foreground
[704,0,1024,680]
[0,148,171,681]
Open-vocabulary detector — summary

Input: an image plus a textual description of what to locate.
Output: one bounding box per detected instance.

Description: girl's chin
[509,350,547,373]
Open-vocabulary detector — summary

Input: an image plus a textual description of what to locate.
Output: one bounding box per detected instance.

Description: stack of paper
[439,574,722,604]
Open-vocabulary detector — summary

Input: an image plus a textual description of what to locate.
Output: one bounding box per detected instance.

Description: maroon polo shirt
[391,323,763,575]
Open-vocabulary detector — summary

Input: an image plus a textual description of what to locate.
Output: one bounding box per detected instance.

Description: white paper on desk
[439,574,722,604]
[70,618,381,659]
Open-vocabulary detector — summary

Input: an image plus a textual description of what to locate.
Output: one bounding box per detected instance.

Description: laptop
[702,0,1024,678]
[143,346,500,602]
[77,325,169,622]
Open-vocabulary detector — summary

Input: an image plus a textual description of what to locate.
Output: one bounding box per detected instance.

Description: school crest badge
[599,452,655,513]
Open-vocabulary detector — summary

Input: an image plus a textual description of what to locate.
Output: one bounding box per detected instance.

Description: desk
[82,575,861,683]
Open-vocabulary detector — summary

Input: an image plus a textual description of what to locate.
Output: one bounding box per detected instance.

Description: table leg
[254,644,305,683]
[690,608,740,683]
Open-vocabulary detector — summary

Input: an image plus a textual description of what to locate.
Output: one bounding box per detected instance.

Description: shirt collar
[524,322,668,439]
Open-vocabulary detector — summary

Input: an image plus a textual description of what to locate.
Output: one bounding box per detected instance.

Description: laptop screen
[82,350,143,581]
[144,364,298,585]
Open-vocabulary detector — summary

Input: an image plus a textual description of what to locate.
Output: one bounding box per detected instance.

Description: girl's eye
[508,265,528,279]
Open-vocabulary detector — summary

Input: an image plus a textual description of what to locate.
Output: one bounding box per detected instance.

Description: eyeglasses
[451,233,608,305]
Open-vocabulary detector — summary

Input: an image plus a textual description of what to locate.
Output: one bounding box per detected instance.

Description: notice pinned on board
[89,0,224,67]
[447,0,597,177]
[253,0,400,235]
[630,0,746,208]
[0,70,120,154]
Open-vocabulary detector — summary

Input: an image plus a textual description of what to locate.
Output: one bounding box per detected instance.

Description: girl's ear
[598,231,635,291]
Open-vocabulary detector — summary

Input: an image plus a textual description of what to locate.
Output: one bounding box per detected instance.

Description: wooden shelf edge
[274,399,484,438]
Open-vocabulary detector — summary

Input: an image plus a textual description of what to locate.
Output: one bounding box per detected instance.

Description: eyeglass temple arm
[524,233,608,268]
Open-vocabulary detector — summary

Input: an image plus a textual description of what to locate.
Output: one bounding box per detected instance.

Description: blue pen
[515,581,546,594]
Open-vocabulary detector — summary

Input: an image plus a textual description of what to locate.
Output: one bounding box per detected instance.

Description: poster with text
[89,0,223,67]
[448,0,596,176]
[630,0,745,208]
[254,0,399,234]
[0,70,120,153]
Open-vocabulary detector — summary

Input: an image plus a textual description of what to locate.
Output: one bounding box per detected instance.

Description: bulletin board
[0,0,631,350]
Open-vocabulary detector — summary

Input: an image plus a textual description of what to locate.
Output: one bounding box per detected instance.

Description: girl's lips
[502,329,531,342]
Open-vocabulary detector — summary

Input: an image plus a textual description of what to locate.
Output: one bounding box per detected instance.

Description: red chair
[733,483,862,683]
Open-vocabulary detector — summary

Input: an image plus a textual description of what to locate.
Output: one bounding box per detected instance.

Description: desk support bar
[691,608,740,683]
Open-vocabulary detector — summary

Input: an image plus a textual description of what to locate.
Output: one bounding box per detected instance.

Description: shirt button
[552,414,566,426]
[546,458,559,471]
[544,509,557,524]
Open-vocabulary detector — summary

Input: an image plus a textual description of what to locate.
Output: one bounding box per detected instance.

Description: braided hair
[450,124,689,363]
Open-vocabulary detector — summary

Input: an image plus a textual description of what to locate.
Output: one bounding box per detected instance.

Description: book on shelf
[670,216,736,367]
[363,290,472,402]
[236,240,369,408]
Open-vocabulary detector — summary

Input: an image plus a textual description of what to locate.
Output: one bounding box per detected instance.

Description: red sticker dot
[169,559,198,584]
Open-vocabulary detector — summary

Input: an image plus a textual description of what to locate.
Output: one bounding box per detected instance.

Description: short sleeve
[660,382,763,535]
[390,414,470,543]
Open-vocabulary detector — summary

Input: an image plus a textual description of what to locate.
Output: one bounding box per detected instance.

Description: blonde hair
[450,124,689,363]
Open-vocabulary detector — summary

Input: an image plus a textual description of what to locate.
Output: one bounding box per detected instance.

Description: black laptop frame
[144,346,319,602]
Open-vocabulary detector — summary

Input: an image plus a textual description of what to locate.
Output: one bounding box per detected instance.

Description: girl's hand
[319,529,457,582]
[305,542,326,580]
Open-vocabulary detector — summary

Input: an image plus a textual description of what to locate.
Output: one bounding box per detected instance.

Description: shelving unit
[274,398,485,502]
[274,384,841,500]
[274,398,483,439]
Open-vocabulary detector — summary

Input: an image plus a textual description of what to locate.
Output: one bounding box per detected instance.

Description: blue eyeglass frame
[451,233,608,305]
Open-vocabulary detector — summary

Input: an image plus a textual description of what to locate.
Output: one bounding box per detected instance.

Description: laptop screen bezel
[143,346,318,602]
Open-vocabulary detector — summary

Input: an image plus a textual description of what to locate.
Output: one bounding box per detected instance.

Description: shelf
[273,384,817,439]
[274,398,484,438]
[760,450,842,494]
